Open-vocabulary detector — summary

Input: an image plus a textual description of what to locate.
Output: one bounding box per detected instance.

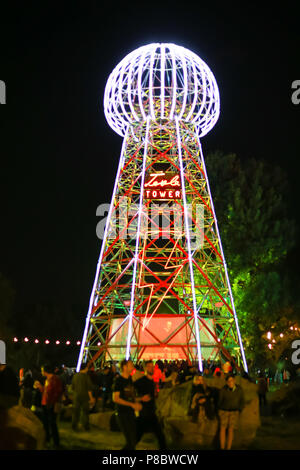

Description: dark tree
[205,151,298,366]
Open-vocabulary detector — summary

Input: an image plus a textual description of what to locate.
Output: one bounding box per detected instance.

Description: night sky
[0,4,299,337]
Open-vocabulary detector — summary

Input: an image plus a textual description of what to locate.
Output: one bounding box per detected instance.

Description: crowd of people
[0,357,277,450]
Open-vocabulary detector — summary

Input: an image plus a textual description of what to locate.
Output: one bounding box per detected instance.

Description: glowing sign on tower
[144,172,181,199]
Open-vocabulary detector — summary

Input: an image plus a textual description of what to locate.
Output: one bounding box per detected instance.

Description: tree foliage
[205,151,298,366]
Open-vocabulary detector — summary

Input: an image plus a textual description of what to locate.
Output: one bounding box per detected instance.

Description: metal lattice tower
[77,43,248,373]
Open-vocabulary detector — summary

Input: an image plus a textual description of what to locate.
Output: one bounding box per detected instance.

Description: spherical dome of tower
[104,43,220,138]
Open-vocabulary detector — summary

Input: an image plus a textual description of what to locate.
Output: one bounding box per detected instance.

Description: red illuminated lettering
[144,173,180,189]
[144,172,182,199]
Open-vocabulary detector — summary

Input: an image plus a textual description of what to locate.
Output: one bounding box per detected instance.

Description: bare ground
[55,415,300,451]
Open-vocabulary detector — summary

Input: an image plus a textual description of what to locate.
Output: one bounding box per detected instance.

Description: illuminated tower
[77,43,248,373]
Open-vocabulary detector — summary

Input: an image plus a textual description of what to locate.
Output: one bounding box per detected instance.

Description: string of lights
[10,337,102,347]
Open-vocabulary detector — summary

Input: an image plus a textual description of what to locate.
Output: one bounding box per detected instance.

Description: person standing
[0,362,20,409]
[218,374,245,450]
[112,359,142,450]
[222,361,232,376]
[71,362,95,431]
[257,373,268,408]
[99,366,114,411]
[41,364,63,449]
[189,374,215,422]
[283,368,291,384]
[20,370,34,408]
[134,360,166,449]
[153,361,165,396]
[31,380,44,422]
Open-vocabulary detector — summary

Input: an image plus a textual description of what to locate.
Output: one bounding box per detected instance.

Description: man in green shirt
[71,363,95,431]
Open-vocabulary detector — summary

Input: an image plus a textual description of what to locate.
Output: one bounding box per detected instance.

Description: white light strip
[185,56,198,122]
[169,47,177,120]
[196,133,248,373]
[127,51,141,122]
[106,68,125,137]
[192,61,207,126]
[148,45,157,120]
[175,117,203,372]
[118,59,133,125]
[160,44,166,119]
[137,49,148,121]
[178,49,188,120]
[202,69,215,133]
[76,128,129,372]
[126,117,150,359]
